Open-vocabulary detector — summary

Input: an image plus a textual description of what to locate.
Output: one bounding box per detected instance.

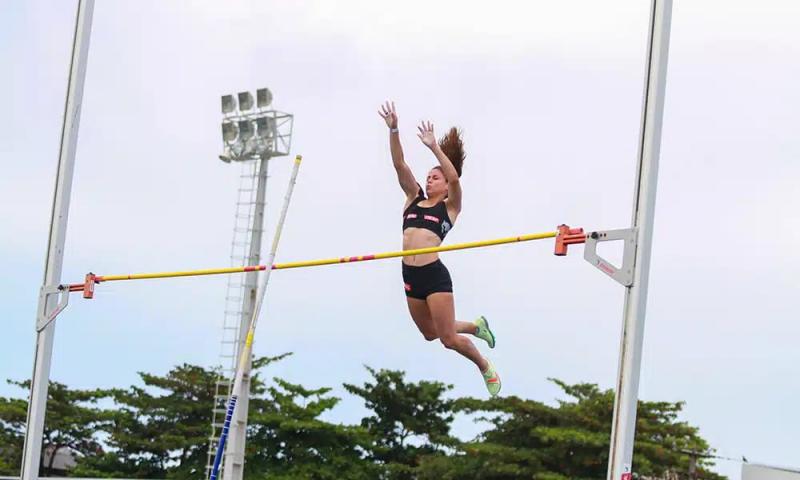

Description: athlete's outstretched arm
[379,101,419,198]
[417,121,462,213]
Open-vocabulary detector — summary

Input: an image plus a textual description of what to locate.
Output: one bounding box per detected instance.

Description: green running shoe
[473,316,496,349]
[482,358,501,397]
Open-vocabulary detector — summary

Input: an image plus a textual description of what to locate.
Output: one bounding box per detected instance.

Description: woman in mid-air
[378,101,501,396]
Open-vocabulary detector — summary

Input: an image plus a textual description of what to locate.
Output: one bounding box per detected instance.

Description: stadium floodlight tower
[206,88,293,480]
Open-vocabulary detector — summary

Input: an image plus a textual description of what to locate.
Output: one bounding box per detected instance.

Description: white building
[743,463,800,480]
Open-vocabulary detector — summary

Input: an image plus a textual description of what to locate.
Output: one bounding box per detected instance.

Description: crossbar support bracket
[36,285,71,332]
[583,228,637,287]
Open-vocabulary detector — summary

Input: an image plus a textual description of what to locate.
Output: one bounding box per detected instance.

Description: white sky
[1,2,799,479]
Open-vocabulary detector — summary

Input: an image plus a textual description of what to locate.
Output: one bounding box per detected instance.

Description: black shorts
[402,259,453,300]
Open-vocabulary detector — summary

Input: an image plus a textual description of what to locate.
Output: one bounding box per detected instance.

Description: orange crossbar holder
[554,224,586,256]
[68,226,587,299]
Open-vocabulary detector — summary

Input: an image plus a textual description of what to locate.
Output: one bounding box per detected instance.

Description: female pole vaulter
[379,101,501,396]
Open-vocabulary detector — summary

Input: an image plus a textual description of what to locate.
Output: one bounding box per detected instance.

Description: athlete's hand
[378,101,398,129]
[417,121,436,149]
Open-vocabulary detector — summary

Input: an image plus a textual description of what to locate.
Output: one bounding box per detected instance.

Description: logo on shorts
[404,283,411,292]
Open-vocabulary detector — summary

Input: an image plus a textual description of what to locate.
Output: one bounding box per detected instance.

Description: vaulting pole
[210,155,302,480]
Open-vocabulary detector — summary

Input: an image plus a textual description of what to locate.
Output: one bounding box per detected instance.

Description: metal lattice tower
[206,159,264,478]
[205,88,293,480]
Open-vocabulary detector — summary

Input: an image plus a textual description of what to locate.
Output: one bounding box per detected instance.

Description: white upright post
[20,1,95,480]
[223,154,269,480]
[606,1,672,480]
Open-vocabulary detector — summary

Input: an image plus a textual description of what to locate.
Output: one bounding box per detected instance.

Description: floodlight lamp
[222,122,238,143]
[238,91,254,111]
[243,144,257,159]
[221,95,236,114]
[255,117,274,139]
[256,88,272,109]
[238,120,254,141]
[228,141,245,159]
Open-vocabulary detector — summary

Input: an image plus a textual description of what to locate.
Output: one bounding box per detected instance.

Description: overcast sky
[2,2,798,479]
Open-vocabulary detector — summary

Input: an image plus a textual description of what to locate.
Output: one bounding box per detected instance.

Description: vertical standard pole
[606,1,672,480]
[223,154,269,480]
[20,1,95,480]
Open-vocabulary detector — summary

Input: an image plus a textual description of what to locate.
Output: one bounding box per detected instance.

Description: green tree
[71,362,218,479]
[344,367,457,479]
[73,354,375,479]
[246,375,377,479]
[417,379,725,480]
[0,393,26,475]
[0,380,108,477]
[4,362,728,480]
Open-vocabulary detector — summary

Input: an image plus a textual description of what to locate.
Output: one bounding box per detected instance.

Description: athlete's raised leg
[426,292,487,371]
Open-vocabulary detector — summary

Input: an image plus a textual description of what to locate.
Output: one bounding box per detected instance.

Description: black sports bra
[402,188,453,240]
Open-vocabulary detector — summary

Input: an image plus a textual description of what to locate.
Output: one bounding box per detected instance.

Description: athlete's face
[426,168,448,198]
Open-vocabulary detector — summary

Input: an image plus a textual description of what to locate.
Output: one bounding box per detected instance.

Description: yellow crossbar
[90,230,557,284]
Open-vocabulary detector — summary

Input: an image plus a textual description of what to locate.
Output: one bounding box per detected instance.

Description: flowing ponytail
[437,127,465,177]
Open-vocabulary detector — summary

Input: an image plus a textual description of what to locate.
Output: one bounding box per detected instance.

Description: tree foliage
[0,363,725,479]
[0,380,107,476]
[344,367,456,479]
[70,362,218,479]
[246,376,376,479]
[415,379,724,480]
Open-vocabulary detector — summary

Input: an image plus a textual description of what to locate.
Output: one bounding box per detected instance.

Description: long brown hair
[436,127,465,177]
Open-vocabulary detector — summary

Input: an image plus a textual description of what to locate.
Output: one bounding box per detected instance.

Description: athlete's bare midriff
[402,227,443,266]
